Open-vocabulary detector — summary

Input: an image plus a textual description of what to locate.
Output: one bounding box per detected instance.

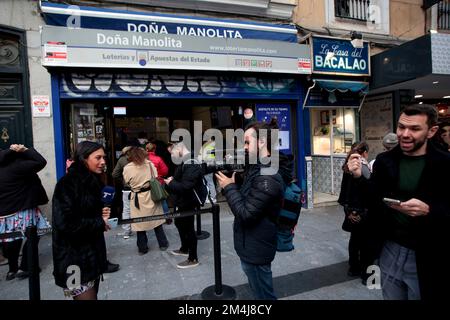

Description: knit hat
[382,133,398,149]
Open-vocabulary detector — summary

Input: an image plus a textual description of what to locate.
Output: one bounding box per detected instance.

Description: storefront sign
[41,26,311,74]
[40,1,298,43]
[311,36,370,76]
[255,104,291,154]
[32,95,51,117]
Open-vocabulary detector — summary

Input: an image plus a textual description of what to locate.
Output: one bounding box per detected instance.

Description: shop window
[311,108,356,155]
[70,103,105,153]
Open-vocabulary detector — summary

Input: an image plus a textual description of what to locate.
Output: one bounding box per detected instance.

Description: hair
[244,118,279,154]
[73,141,104,164]
[342,141,369,173]
[145,142,155,152]
[127,146,147,165]
[401,104,438,128]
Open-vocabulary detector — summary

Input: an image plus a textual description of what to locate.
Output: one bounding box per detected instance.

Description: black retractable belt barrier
[196,213,210,240]
[201,204,236,300]
[26,226,40,301]
[120,205,235,300]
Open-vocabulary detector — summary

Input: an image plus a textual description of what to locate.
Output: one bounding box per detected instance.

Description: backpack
[193,176,209,207]
[276,182,305,252]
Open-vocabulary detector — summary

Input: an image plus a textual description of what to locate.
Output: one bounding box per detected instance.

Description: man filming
[215,120,293,300]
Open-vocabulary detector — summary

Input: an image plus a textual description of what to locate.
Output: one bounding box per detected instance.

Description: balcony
[438,1,450,31]
[334,0,371,22]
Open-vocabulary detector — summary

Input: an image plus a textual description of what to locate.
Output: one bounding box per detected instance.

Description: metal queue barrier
[120,204,236,300]
[0,204,236,300]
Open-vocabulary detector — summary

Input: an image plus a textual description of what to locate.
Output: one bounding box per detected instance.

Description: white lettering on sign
[96,33,182,48]
[315,53,367,72]
[177,26,242,39]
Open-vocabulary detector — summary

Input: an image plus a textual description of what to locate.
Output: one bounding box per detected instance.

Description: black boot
[104,260,120,273]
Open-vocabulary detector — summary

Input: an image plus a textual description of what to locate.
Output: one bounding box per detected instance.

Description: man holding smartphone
[348,104,450,300]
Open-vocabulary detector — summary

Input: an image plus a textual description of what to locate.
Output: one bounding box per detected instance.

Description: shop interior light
[443,96,450,99]
[433,81,439,84]
[419,102,423,104]
[414,94,423,98]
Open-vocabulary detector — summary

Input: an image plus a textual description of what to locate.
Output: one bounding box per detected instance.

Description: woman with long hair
[338,141,372,285]
[123,147,168,254]
[52,141,111,300]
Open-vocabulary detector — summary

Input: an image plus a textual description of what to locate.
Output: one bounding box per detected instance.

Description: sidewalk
[0,204,382,300]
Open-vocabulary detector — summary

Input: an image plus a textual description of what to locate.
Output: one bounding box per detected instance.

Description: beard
[400,135,427,153]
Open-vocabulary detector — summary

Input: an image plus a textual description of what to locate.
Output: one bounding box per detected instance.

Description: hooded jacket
[52,161,107,288]
[0,148,48,216]
[223,153,293,265]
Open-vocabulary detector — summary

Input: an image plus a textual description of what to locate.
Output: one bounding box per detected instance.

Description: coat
[165,154,203,210]
[0,148,48,216]
[51,161,107,288]
[223,156,290,265]
[147,151,168,184]
[123,160,165,232]
[360,144,450,300]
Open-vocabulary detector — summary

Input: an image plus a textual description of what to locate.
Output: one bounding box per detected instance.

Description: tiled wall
[312,156,346,195]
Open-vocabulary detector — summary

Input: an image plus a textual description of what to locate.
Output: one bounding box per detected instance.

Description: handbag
[342,206,367,232]
[148,164,169,202]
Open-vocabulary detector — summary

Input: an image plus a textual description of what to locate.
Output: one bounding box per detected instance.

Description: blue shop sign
[40,1,298,43]
[311,36,370,76]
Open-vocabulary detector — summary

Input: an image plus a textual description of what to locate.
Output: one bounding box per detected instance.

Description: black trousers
[348,228,372,278]
[174,214,197,261]
[136,225,169,252]
[2,238,40,273]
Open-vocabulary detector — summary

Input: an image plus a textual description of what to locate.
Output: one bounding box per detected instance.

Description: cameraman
[215,120,293,300]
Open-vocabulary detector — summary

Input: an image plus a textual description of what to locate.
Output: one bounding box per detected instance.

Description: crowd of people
[0,104,449,301]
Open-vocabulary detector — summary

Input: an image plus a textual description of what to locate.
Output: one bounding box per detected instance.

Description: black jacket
[166,154,203,210]
[52,162,107,288]
[0,148,48,216]
[359,144,450,300]
[223,155,291,265]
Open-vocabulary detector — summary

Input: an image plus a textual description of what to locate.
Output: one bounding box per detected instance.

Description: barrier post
[201,204,236,300]
[196,213,210,240]
[26,226,40,301]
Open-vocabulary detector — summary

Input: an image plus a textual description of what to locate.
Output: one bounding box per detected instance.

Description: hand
[389,198,429,217]
[102,207,111,231]
[347,154,362,178]
[164,177,173,185]
[10,144,28,152]
[215,171,235,189]
[348,213,361,223]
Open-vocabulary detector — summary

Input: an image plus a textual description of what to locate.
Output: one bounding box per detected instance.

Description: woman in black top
[0,144,50,281]
[52,141,111,300]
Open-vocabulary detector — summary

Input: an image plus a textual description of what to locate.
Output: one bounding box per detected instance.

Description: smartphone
[383,197,401,205]
[108,217,118,229]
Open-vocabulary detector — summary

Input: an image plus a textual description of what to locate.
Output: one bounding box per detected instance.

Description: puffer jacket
[52,161,107,288]
[223,156,290,265]
[0,148,48,216]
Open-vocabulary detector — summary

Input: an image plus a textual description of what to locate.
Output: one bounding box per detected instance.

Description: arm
[223,175,283,226]
[166,164,201,194]
[52,179,105,240]
[112,157,125,179]
[13,148,47,174]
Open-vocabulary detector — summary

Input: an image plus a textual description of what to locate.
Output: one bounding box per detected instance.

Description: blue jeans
[240,260,276,300]
[379,240,421,300]
[162,200,169,214]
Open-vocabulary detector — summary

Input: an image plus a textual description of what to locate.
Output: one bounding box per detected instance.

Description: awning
[303,79,369,109]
